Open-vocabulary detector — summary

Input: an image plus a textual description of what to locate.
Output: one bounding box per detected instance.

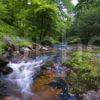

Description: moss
[0,41,6,54]
[15,38,32,46]
[0,32,32,54]
[65,50,100,94]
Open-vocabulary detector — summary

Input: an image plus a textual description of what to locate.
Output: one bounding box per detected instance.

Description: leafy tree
[24,0,63,42]
[34,3,58,41]
[73,0,100,44]
[0,1,7,20]
[63,0,74,12]
[76,0,100,14]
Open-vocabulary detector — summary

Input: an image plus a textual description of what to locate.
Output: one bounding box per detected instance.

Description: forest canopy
[0,0,99,44]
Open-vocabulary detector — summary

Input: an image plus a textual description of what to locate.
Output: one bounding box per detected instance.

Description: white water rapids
[4,44,71,100]
[8,60,43,91]
[6,57,46,100]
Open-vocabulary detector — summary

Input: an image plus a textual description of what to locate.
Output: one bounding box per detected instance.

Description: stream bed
[1,43,77,100]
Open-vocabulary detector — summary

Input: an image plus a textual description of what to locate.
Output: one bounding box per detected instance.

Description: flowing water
[7,58,43,100]
[4,44,73,100]
[5,54,59,100]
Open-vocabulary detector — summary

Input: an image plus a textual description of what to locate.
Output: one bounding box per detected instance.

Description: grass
[0,32,32,54]
[65,50,100,94]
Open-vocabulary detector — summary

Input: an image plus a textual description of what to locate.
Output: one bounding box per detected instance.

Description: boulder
[0,56,12,75]
[47,47,57,54]
[0,79,14,100]
[0,79,13,97]
[0,67,13,75]
[39,47,48,54]
[32,43,42,50]
[29,50,41,57]
[1,96,14,100]
[0,57,9,67]
[96,54,100,58]
[3,36,12,43]
[40,46,57,54]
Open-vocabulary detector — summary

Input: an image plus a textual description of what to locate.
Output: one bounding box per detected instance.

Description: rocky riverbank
[0,41,58,100]
[0,42,100,100]
[0,57,14,100]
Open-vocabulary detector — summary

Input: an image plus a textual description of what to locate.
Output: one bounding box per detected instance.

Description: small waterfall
[3,40,72,100]
[6,57,44,100]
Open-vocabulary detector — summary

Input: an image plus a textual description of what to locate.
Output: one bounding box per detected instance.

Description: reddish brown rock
[1,96,14,100]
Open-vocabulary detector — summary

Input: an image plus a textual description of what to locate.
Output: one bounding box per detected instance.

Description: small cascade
[2,42,74,100]
[5,57,45,100]
[8,60,43,91]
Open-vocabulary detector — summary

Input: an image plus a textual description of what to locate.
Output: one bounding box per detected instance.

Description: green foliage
[0,33,6,54]
[0,31,32,54]
[33,2,58,40]
[15,38,32,46]
[0,0,63,42]
[0,41,6,54]
[66,51,100,94]
[41,37,59,46]
[69,51,94,68]
[74,0,100,44]
[0,1,7,19]
[76,0,100,13]
[0,21,18,35]
[0,0,99,46]
[63,0,74,12]
[67,36,81,44]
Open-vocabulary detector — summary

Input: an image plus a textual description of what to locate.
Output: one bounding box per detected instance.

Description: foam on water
[7,59,43,92]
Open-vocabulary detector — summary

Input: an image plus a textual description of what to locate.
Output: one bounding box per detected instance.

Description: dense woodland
[0,0,99,45]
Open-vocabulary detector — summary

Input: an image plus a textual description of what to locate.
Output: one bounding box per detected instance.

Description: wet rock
[0,79,13,97]
[19,44,48,57]
[33,69,59,99]
[32,43,42,50]
[20,47,30,52]
[3,36,12,43]
[0,67,13,75]
[96,54,100,58]
[49,78,68,90]
[1,96,14,100]
[29,50,41,57]
[83,90,100,100]
[43,61,54,68]
[6,43,16,52]
[48,47,57,53]
[39,47,48,54]
[40,46,57,55]
[0,56,13,75]
[0,57,9,67]
[49,78,77,100]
